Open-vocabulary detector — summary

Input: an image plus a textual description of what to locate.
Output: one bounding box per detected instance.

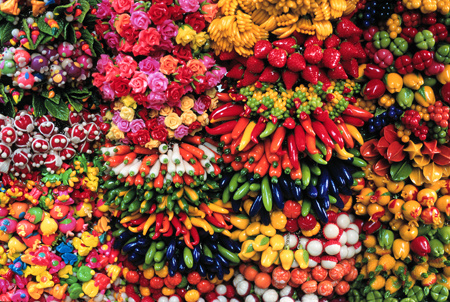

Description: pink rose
[112,0,133,14]
[138,27,161,47]
[147,72,168,93]
[205,71,220,89]
[157,20,178,40]
[130,11,151,30]
[200,55,216,69]
[130,119,145,132]
[96,54,113,74]
[116,119,131,132]
[129,71,148,94]
[147,92,167,110]
[139,57,160,75]
[118,55,137,78]
[104,63,120,82]
[104,32,120,49]
[132,43,152,57]
[174,125,189,139]
[179,0,199,13]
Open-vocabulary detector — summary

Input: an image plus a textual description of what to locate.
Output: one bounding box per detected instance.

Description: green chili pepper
[218,244,240,264]
[309,164,321,176]
[307,152,327,165]
[250,183,261,192]
[311,174,318,187]
[233,182,251,200]
[156,241,165,250]
[203,244,213,258]
[128,199,141,213]
[228,173,241,192]
[351,157,368,167]
[315,139,327,156]
[260,122,278,138]
[261,175,272,212]
[302,199,311,217]
[222,186,231,203]
[301,162,311,189]
[154,261,165,271]
[183,247,194,269]
[145,242,157,265]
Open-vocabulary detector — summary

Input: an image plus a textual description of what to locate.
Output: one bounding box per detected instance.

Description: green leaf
[53,2,75,19]
[80,28,95,56]
[259,236,269,246]
[390,161,413,182]
[417,86,426,100]
[245,243,254,253]
[32,95,47,117]
[67,86,91,99]
[21,18,34,50]
[0,101,15,117]
[45,99,69,120]
[77,0,91,23]
[66,95,83,112]
[38,14,64,37]
[42,90,60,104]
[82,12,97,28]
[0,21,14,45]
[93,38,104,55]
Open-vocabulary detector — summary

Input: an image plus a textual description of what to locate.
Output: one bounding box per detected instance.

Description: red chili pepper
[343,104,374,121]
[210,104,244,123]
[335,117,354,149]
[230,132,243,155]
[287,134,299,170]
[294,125,306,152]
[130,216,147,226]
[171,216,182,236]
[162,224,173,237]
[205,120,238,135]
[250,119,267,143]
[313,108,345,148]
[312,121,334,149]
[231,118,250,139]
[341,115,365,127]
[190,226,200,246]
[213,212,230,229]
[222,154,236,164]
[199,203,213,216]
[248,143,264,163]
[254,154,269,178]
[270,127,286,153]
[282,117,296,129]
[183,174,195,186]
[305,133,319,154]
[182,226,194,249]
[206,215,226,228]
[281,153,293,174]
[178,212,187,222]
[325,145,333,162]
[216,92,232,102]
[300,112,315,135]
[244,161,257,173]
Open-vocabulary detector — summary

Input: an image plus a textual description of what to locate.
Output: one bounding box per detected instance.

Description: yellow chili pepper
[437,64,450,84]
[270,211,287,229]
[207,203,229,214]
[239,121,256,151]
[253,235,270,252]
[120,213,142,224]
[385,73,403,93]
[261,246,278,268]
[280,248,294,271]
[403,73,424,90]
[230,230,242,241]
[188,206,205,218]
[190,217,213,235]
[294,248,309,269]
[345,123,364,145]
[414,85,435,107]
[437,273,450,290]
[243,199,253,215]
[239,230,248,242]
[230,214,250,230]
[182,216,192,230]
[245,222,261,236]
[393,239,410,260]
[260,223,276,237]
[270,234,285,251]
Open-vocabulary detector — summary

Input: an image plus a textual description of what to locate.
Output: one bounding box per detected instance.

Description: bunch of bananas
[209,0,357,56]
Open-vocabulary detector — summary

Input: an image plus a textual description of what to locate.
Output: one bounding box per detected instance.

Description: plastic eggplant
[279,176,293,200]
[219,236,241,253]
[271,182,285,210]
[311,198,328,223]
[306,184,318,199]
[249,194,263,216]
[318,168,330,199]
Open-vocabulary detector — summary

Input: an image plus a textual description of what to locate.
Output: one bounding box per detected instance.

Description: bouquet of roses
[92,0,225,146]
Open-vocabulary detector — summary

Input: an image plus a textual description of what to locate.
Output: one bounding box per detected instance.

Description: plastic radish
[167,150,176,176]
[183,160,195,176]
[172,144,181,164]
[149,159,161,178]
[204,142,219,154]
[159,153,169,164]
[159,144,168,154]
[199,145,215,161]
[175,161,185,176]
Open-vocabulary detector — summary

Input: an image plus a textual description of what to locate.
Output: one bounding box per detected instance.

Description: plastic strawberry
[323,48,340,69]
[268,48,288,68]
[253,40,273,59]
[238,69,260,87]
[246,57,265,74]
[336,19,363,39]
[324,35,340,49]
[287,53,306,72]
[304,45,323,65]
[353,42,367,60]
[227,63,245,79]
[304,36,323,48]
[328,64,348,80]
[341,58,359,78]
[219,50,238,61]
[282,70,299,90]
[301,65,319,84]
[318,69,330,84]
[273,37,298,54]
[339,42,358,61]
[259,66,280,83]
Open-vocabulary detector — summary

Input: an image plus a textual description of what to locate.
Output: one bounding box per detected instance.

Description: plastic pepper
[414,30,436,50]
[373,31,391,49]
[389,38,409,56]
[385,73,403,93]
[294,248,309,269]
[396,87,414,108]
[280,248,294,270]
[411,236,431,256]
[261,246,278,267]
[403,73,424,90]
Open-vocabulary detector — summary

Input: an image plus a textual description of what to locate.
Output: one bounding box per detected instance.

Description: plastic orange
[254,272,271,289]
[243,265,259,282]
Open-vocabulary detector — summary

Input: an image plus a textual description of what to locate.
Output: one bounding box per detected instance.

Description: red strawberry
[292,32,306,45]
[236,57,248,67]
[227,63,245,79]
[246,57,265,74]
[273,37,298,54]
[304,36,323,48]
[238,70,260,87]
[253,40,273,59]
[304,45,323,65]
[301,65,319,84]
[219,50,238,61]
[328,64,348,80]
[342,58,359,78]
[353,42,367,59]
[282,70,299,90]
[322,48,341,69]
[318,69,330,84]
[259,66,280,83]
[324,35,340,49]
[268,48,288,68]
[287,53,306,72]
[339,42,358,61]
[336,19,363,39]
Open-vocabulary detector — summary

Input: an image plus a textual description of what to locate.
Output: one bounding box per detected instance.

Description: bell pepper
[431,284,449,302]
[269,234,285,251]
[378,229,394,249]
[441,82,450,104]
[389,38,409,56]
[437,65,450,84]
[261,246,278,267]
[294,248,309,269]
[415,30,436,50]
[415,85,435,107]
[374,49,394,69]
[412,50,434,71]
[364,64,386,79]
[411,236,431,256]
[396,87,414,108]
[393,239,410,260]
[280,248,294,271]
[245,222,261,236]
[436,44,450,64]
[239,240,256,260]
[260,223,276,237]
[430,239,445,258]
[366,290,383,302]
[364,79,386,100]
[403,73,424,90]
[253,235,270,252]
[395,55,414,75]
[373,31,391,49]
[385,73,403,93]
[229,214,249,230]
[437,226,450,244]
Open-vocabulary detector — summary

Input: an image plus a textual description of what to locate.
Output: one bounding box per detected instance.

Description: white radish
[101,146,116,156]
[167,150,176,176]
[164,171,172,185]
[172,144,182,164]
[206,162,215,175]
[159,144,168,154]
[183,160,195,176]
[200,158,211,168]
[149,159,161,178]
[118,163,135,177]
[204,142,219,154]
[199,145,215,161]
[127,160,142,176]
[159,153,169,164]
[175,161,185,176]
[112,162,127,175]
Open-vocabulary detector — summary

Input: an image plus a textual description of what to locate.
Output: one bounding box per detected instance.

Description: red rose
[131,93,150,108]
[129,129,151,146]
[151,125,168,142]
[121,23,139,43]
[197,95,211,110]
[95,20,110,40]
[173,45,193,62]
[185,12,206,33]
[145,118,158,129]
[168,5,184,21]
[137,108,149,121]
[165,82,184,106]
[193,75,207,94]
[173,107,182,116]
[148,3,169,25]
[153,0,172,5]
[188,121,201,133]
[111,76,130,97]
[174,66,194,86]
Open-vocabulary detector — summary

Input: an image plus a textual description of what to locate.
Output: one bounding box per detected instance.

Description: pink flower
[147,92,167,110]
[101,83,115,100]
[205,71,220,89]
[157,20,178,40]
[96,0,113,19]
[179,0,200,13]
[130,11,151,30]
[112,0,133,14]
[200,55,216,69]
[116,119,131,132]
[104,32,120,49]
[96,54,113,74]
[105,63,120,82]
[138,28,161,47]
[147,72,168,93]
[130,119,145,132]
[174,125,189,139]
[193,99,207,114]
[159,39,174,52]
[129,71,148,94]
[92,73,106,88]
[118,55,138,78]
[138,57,160,75]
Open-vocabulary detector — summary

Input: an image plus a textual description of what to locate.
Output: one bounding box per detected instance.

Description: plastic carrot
[220,133,232,145]
[134,145,156,155]
[125,175,136,186]
[179,148,195,164]
[173,173,183,186]
[183,174,195,186]
[248,143,264,163]
[222,154,236,164]
[124,152,137,164]
[244,161,258,173]
[154,173,164,189]
[230,132,243,155]
[254,154,269,178]
[204,137,219,147]
[231,161,244,171]
[290,166,302,181]
[306,134,319,155]
[231,117,250,139]
[264,139,279,164]
[281,153,293,174]
[106,154,127,167]
[183,135,203,145]
[134,175,144,188]
[181,143,205,159]
[270,127,286,153]
[269,163,282,179]
[113,145,132,155]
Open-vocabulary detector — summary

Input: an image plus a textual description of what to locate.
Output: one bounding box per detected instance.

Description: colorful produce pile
[1,0,450,301]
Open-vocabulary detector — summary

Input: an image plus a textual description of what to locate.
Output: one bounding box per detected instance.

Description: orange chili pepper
[134,175,144,188]
[183,174,195,186]
[154,173,164,189]
[183,135,203,145]
[232,117,250,139]
[248,143,264,163]
[254,154,269,178]
[160,216,170,233]
[264,139,279,163]
[282,153,293,174]
[220,133,232,145]
[335,117,354,149]
[230,132,243,155]
[270,127,286,153]
[306,134,319,154]
[269,163,282,179]
[290,166,302,181]
[244,161,258,173]
[173,173,183,185]
[134,145,157,155]
[199,203,213,216]
[231,161,244,171]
